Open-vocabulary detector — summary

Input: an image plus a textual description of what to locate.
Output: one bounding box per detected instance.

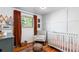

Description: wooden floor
[13,43,33,52]
[13,43,61,52]
[43,44,61,52]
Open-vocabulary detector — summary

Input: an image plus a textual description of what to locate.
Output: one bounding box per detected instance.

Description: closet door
[34,15,37,35]
[13,10,21,47]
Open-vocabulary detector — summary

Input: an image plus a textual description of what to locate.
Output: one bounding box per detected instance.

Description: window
[21,16,33,28]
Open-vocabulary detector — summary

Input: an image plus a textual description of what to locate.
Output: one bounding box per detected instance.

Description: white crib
[48,31,79,52]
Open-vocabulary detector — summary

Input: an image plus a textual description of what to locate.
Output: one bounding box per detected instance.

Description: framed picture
[38,18,40,23]
[21,16,33,28]
[38,24,40,28]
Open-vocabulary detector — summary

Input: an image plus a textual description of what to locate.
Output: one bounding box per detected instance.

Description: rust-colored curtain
[13,10,21,47]
[34,15,37,35]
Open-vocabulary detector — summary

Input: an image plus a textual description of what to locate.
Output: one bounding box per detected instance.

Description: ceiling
[17,7,64,15]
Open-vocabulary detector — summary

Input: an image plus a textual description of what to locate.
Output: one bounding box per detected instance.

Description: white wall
[21,13,34,43]
[44,8,67,32]
[21,12,42,43]
[43,7,79,34]
[68,8,79,34]
[0,7,13,17]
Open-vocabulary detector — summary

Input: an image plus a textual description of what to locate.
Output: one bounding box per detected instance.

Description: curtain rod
[13,7,37,16]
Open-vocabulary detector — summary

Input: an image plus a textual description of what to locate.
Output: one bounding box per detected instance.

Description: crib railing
[48,32,79,52]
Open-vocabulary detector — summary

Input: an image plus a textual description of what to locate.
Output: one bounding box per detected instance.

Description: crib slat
[72,35,74,52]
[67,33,68,52]
[76,35,78,52]
[48,32,79,52]
[63,35,65,51]
[78,36,79,52]
[69,35,71,52]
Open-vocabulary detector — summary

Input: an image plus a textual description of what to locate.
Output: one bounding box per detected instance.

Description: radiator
[48,32,79,52]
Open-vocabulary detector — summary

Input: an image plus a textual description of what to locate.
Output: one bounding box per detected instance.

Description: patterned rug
[20,43,45,52]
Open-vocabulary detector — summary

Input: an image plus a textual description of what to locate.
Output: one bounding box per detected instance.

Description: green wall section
[42,15,46,31]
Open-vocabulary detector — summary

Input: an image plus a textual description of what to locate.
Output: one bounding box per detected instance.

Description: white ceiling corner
[16,7,64,15]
